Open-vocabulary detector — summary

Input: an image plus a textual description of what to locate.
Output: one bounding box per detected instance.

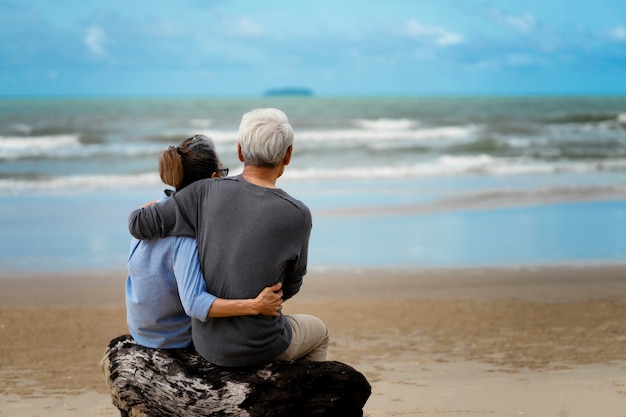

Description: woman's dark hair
[159,135,220,191]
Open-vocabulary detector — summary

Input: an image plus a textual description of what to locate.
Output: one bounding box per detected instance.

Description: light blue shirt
[125,190,216,348]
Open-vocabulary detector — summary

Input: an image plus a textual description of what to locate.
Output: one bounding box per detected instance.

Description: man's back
[129,174,312,366]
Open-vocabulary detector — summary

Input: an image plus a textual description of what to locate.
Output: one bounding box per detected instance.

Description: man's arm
[207,283,283,318]
[173,238,283,321]
[281,207,312,300]
[128,183,201,240]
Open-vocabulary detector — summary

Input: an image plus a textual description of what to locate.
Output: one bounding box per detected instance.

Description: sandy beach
[1,265,626,416]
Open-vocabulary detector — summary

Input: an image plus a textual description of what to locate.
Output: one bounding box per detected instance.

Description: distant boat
[263,87,313,97]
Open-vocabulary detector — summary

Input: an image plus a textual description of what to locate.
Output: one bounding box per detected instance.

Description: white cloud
[506,54,539,66]
[231,17,265,37]
[153,19,185,38]
[470,54,549,71]
[85,25,107,57]
[437,33,464,46]
[610,25,626,40]
[471,54,549,70]
[401,20,464,46]
[491,9,537,33]
[472,59,501,71]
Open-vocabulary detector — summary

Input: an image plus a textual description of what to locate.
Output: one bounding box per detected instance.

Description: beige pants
[274,314,329,362]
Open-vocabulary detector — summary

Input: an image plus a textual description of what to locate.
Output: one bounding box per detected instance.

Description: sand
[1,265,626,416]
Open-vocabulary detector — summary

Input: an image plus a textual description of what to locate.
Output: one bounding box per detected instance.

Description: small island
[263,87,313,97]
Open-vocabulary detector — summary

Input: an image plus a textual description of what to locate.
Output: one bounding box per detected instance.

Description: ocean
[1,96,626,272]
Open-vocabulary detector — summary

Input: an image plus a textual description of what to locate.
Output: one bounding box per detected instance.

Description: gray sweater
[128,174,312,367]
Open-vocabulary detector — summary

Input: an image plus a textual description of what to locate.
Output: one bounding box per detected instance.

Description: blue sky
[2,0,626,97]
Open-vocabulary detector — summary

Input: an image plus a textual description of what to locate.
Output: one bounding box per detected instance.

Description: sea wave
[3,155,626,194]
[0,124,479,160]
[542,112,622,124]
[4,118,622,162]
[352,118,418,130]
[197,123,477,144]
[283,155,626,180]
[189,118,213,128]
[0,134,169,160]
[10,123,33,135]
[0,172,162,193]
[296,126,477,146]
[0,134,82,159]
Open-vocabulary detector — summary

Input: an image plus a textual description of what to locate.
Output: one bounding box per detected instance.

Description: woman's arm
[128,183,201,240]
[173,237,282,321]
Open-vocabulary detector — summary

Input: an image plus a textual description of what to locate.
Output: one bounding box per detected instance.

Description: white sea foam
[0,172,162,193]
[0,134,170,160]
[191,124,476,149]
[0,134,82,159]
[10,124,33,134]
[192,129,238,143]
[506,138,531,148]
[438,154,494,168]
[352,118,418,130]
[190,118,213,128]
[283,155,626,181]
[0,128,422,160]
[297,125,476,144]
[3,156,626,194]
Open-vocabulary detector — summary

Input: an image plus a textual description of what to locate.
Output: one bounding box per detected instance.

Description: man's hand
[253,282,283,317]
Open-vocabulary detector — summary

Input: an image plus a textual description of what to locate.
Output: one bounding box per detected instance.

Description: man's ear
[283,145,293,166]
[237,143,245,162]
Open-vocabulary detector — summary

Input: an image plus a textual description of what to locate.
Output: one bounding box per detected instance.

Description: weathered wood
[101,334,371,417]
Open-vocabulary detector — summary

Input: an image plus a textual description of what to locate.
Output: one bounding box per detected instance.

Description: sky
[1,0,626,97]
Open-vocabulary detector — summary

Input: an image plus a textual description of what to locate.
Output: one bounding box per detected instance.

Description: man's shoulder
[273,190,311,219]
[282,192,309,210]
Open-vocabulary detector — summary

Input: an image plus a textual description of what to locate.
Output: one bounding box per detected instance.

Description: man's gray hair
[238,108,294,167]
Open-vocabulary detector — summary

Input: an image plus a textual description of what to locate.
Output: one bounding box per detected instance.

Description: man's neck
[241,165,282,189]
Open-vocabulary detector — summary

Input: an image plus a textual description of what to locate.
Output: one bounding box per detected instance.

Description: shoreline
[2,264,626,416]
[3,192,626,273]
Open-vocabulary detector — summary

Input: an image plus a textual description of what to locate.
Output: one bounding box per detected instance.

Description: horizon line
[2,92,626,100]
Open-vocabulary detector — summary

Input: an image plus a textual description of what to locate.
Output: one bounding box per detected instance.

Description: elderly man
[128,108,328,367]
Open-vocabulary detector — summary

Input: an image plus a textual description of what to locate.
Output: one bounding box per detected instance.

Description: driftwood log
[101,334,371,417]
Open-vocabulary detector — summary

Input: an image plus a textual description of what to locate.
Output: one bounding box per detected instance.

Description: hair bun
[168,145,182,156]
